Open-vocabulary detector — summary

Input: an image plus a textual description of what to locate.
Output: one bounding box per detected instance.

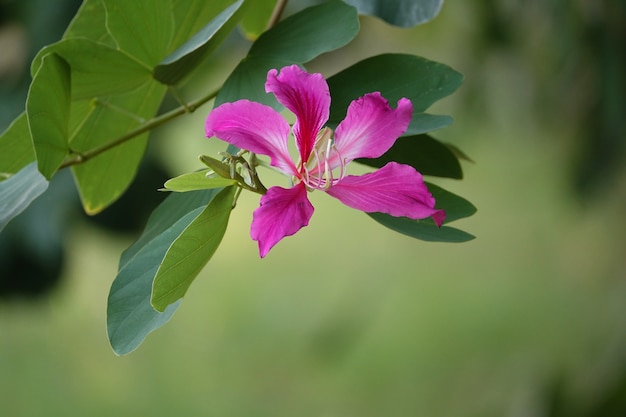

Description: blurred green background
[1,1,625,416]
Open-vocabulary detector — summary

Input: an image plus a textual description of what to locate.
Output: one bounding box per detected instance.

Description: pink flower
[206,65,445,257]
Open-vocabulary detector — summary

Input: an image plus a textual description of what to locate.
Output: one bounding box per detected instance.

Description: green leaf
[405,113,454,136]
[369,212,475,242]
[108,188,222,355]
[102,0,175,67]
[26,53,71,179]
[151,186,236,311]
[342,0,443,27]
[249,0,359,63]
[0,113,35,180]
[217,0,360,107]
[163,169,236,192]
[0,162,49,232]
[32,39,151,100]
[327,53,463,125]
[367,182,476,243]
[63,0,115,46]
[239,0,277,40]
[426,182,477,223]
[70,80,167,214]
[153,0,246,85]
[356,134,463,179]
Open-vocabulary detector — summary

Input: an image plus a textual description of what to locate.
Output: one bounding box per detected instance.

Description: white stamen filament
[298,127,346,191]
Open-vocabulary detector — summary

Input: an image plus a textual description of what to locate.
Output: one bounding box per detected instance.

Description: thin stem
[60,86,220,169]
[267,0,288,29]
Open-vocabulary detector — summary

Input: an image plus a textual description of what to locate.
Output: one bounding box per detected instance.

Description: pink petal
[266,65,330,162]
[205,100,297,176]
[325,162,445,225]
[332,93,413,165]
[251,183,314,257]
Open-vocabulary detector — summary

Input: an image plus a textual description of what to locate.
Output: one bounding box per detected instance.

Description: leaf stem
[60,86,220,169]
[267,0,289,29]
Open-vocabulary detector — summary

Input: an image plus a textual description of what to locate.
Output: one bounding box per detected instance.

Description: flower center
[298,127,346,191]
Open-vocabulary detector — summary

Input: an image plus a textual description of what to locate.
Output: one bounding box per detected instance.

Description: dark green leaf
[108,188,222,355]
[26,53,71,179]
[0,162,49,232]
[239,0,277,40]
[249,0,359,62]
[153,0,246,85]
[368,212,475,243]
[0,113,35,180]
[163,170,236,192]
[367,182,476,242]
[217,1,360,107]
[426,182,477,223]
[356,134,463,179]
[151,186,235,311]
[405,113,454,136]
[343,0,443,27]
[327,54,463,125]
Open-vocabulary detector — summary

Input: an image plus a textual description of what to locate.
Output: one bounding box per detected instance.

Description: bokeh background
[1,1,625,416]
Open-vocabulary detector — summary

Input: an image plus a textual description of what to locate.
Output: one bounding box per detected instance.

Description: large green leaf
[356,134,463,179]
[102,0,175,67]
[108,189,222,355]
[249,0,359,63]
[153,0,246,85]
[0,162,49,232]
[342,0,443,27]
[163,170,236,192]
[217,0,360,107]
[32,39,152,100]
[239,0,277,40]
[367,182,476,243]
[70,80,166,214]
[327,54,463,129]
[151,186,236,311]
[26,53,71,179]
[0,113,35,180]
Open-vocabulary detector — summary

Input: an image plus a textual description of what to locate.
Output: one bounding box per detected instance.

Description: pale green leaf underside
[0,162,49,232]
[164,170,236,192]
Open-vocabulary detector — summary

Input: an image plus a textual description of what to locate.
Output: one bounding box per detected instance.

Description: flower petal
[266,65,330,162]
[251,183,314,257]
[205,100,297,175]
[333,93,413,165]
[325,162,445,225]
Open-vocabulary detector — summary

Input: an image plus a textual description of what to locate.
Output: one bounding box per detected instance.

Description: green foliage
[163,170,236,192]
[357,134,463,179]
[153,0,247,85]
[0,163,49,232]
[326,54,463,134]
[0,0,477,353]
[239,0,278,40]
[343,0,443,27]
[26,54,71,179]
[218,0,360,107]
[151,186,236,311]
[368,183,477,243]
